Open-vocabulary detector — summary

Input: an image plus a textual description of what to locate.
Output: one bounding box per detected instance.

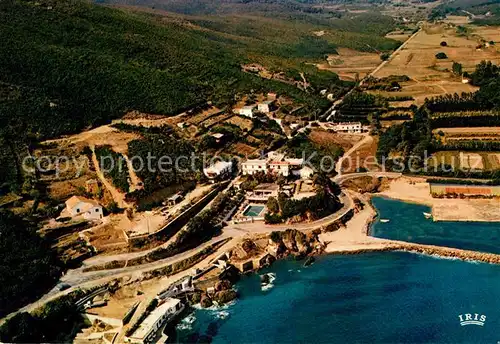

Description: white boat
[423,212,432,219]
[380,219,390,223]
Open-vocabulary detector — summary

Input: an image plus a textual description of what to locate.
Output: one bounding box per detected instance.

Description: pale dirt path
[122,154,142,192]
[335,135,373,175]
[91,146,130,209]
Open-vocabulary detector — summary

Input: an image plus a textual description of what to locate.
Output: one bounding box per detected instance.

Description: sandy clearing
[316,48,381,80]
[43,125,140,155]
[320,199,390,253]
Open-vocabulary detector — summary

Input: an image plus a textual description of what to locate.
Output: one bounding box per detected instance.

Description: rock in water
[260,274,270,285]
[200,295,213,308]
[304,256,315,267]
[213,290,237,304]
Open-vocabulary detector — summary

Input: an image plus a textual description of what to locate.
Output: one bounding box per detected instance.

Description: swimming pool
[243,205,265,217]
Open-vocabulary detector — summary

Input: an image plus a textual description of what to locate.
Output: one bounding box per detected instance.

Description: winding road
[0,27,424,326]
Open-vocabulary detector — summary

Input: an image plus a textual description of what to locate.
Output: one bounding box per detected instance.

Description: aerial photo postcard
[1,0,500,343]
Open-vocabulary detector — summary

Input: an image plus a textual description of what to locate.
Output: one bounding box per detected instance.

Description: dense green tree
[435,52,448,59]
[471,60,500,86]
[452,62,463,76]
[0,295,81,343]
[266,197,280,214]
[0,211,61,317]
[0,312,40,343]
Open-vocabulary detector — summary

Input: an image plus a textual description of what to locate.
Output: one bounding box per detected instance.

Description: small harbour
[371,196,500,255]
[175,198,500,343]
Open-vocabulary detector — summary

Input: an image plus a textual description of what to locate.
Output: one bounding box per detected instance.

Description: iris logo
[458,313,486,326]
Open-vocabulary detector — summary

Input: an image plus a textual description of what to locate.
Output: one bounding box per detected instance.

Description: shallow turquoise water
[176,253,500,343]
[371,196,500,254]
[175,198,500,343]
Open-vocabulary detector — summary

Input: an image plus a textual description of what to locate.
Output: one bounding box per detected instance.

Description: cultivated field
[428,151,500,171]
[434,127,500,142]
[371,23,500,105]
[317,48,381,81]
[442,15,471,25]
[309,129,361,151]
[43,125,140,154]
[225,115,253,131]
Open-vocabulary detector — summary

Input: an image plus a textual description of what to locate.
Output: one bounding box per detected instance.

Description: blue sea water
[371,196,500,254]
[175,199,500,343]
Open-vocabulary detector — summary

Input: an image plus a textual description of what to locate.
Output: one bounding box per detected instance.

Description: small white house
[241,159,268,175]
[203,161,233,182]
[125,298,183,344]
[65,196,103,220]
[210,133,225,143]
[238,105,256,118]
[299,166,314,179]
[257,100,275,113]
[334,122,362,134]
[267,92,277,100]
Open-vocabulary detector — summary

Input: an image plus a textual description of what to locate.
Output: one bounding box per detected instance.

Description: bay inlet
[175,198,500,343]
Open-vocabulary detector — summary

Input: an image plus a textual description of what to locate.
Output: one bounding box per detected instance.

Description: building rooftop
[241,105,256,110]
[284,158,304,166]
[335,121,362,126]
[129,298,181,341]
[242,159,267,165]
[211,133,225,139]
[269,160,290,165]
[65,196,100,210]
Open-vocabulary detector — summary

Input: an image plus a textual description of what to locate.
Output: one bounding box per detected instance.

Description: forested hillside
[0,0,401,191]
[101,0,401,52]
[430,0,500,23]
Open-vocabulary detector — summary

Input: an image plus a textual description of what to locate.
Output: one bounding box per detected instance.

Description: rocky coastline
[182,228,325,312]
[175,194,500,341]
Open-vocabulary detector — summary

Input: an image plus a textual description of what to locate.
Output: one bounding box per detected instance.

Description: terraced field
[370,22,500,105]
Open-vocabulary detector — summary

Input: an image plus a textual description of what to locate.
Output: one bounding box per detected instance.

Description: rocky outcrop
[213,289,237,304]
[200,294,213,308]
[270,229,324,258]
[188,292,202,305]
[215,279,232,292]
